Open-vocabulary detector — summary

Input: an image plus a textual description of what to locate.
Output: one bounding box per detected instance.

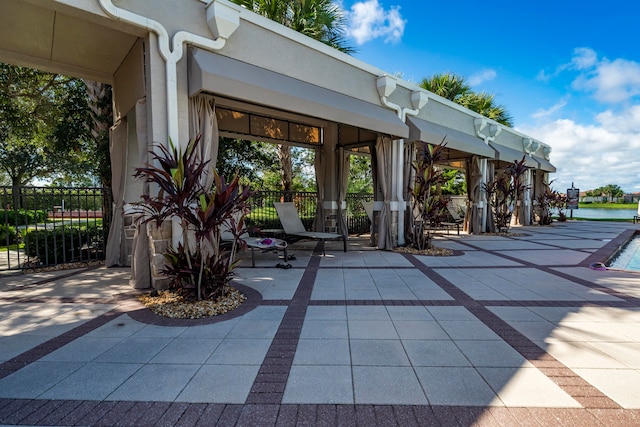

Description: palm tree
[230,0,354,192]
[419,72,471,102]
[457,92,513,127]
[84,80,113,186]
[419,72,513,127]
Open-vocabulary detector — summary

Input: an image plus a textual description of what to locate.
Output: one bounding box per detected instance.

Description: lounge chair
[221,214,290,268]
[441,205,464,235]
[635,201,640,224]
[273,202,347,255]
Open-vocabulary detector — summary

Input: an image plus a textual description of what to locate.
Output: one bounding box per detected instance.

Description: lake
[560,208,636,220]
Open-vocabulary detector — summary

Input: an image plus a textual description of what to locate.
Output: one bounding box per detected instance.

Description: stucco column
[320,123,339,233]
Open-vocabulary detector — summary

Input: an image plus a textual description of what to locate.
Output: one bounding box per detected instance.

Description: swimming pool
[609,236,640,271]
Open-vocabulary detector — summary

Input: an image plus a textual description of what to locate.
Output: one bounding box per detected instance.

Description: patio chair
[634,201,640,224]
[442,205,463,235]
[273,202,347,255]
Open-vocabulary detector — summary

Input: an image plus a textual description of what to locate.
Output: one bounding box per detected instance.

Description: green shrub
[24,225,103,264]
[0,224,19,245]
[0,209,46,224]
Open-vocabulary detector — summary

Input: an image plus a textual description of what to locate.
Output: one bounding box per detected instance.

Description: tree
[0,63,93,189]
[84,80,113,187]
[419,72,513,126]
[348,155,373,193]
[419,72,471,102]
[602,184,624,201]
[216,137,279,187]
[229,0,354,192]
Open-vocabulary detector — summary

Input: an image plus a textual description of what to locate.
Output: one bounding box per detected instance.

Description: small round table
[243,237,290,268]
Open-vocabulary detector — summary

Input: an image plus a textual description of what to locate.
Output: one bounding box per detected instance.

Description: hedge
[24,225,104,264]
[0,209,47,225]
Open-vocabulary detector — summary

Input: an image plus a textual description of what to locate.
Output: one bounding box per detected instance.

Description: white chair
[634,201,640,224]
[442,205,463,235]
[273,202,347,255]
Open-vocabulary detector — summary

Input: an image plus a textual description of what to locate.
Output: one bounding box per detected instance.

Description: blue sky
[339,0,640,193]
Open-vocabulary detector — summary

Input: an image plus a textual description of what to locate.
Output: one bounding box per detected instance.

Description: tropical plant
[133,137,252,300]
[535,182,559,225]
[409,139,447,250]
[484,156,530,232]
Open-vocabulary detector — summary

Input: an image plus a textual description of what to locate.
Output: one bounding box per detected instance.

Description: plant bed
[393,246,453,256]
[137,285,246,319]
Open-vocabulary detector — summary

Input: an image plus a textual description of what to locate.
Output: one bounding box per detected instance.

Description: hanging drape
[485,162,496,233]
[466,156,483,234]
[523,170,532,225]
[314,147,325,232]
[369,141,380,246]
[337,147,350,237]
[188,94,219,190]
[376,135,393,249]
[105,118,128,266]
[130,98,150,288]
[403,141,415,244]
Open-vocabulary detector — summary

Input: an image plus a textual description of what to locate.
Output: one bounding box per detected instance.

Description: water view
[562,208,636,220]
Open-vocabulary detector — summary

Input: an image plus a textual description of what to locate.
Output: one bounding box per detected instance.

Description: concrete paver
[2,221,640,425]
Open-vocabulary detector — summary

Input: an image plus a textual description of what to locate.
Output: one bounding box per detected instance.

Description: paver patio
[1,221,640,425]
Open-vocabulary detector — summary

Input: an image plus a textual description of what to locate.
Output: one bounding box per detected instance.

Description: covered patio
[1,0,556,289]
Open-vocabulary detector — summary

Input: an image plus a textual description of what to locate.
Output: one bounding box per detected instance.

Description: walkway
[1,221,640,425]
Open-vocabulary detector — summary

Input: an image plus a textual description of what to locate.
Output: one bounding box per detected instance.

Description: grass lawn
[578,202,637,209]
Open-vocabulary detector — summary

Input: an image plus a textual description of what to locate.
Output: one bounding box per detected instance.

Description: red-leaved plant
[133,137,251,300]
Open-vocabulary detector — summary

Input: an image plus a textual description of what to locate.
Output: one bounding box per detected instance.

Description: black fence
[0,186,112,271]
[246,191,373,236]
[0,187,371,271]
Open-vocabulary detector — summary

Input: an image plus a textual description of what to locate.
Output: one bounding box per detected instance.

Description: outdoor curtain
[189,94,219,191]
[105,118,128,267]
[485,162,495,232]
[403,141,415,244]
[314,147,325,232]
[376,135,393,250]
[466,156,483,234]
[369,141,380,246]
[130,98,151,288]
[337,147,350,237]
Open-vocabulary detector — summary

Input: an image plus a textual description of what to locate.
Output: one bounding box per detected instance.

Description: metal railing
[246,190,373,235]
[0,186,112,271]
[0,187,370,271]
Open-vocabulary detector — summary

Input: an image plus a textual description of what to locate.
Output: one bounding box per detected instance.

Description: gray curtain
[466,156,482,234]
[376,135,393,249]
[189,94,219,190]
[403,141,415,244]
[130,98,150,288]
[369,141,380,246]
[486,162,496,233]
[337,147,350,237]
[314,147,325,232]
[105,118,128,266]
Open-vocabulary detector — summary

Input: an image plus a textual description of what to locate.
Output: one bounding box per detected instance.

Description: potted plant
[409,139,447,250]
[133,137,252,301]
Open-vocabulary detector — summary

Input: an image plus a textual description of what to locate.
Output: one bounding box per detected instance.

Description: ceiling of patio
[0,0,142,83]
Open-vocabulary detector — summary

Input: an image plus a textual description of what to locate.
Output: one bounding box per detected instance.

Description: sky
[337,0,640,194]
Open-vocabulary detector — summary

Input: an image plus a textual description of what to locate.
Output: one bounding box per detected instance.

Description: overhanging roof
[406,117,494,158]
[489,143,538,168]
[532,155,556,172]
[189,49,409,139]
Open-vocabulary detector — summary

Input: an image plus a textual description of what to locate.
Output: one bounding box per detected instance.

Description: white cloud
[345,0,406,45]
[518,106,640,192]
[573,57,640,103]
[571,47,599,70]
[541,47,640,104]
[468,69,496,86]
[531,98,568,119]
